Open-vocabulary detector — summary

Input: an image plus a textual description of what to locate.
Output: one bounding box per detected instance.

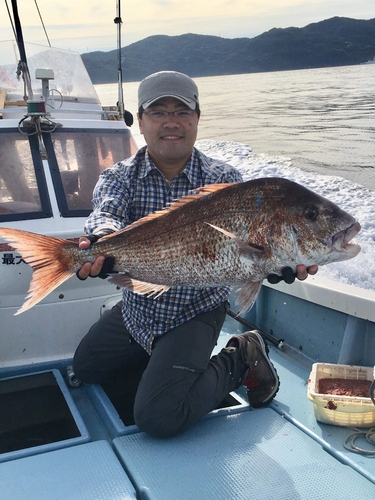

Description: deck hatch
[0,369,89,462]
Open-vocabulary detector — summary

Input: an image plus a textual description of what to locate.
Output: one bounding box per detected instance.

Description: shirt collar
[137,146,202,186]
[137,146,154,179]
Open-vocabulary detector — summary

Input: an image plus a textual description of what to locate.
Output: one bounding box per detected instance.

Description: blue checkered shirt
[85,146,243,352]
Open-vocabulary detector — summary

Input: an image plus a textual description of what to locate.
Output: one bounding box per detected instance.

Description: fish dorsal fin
[109,274,171,298]
[103,183,236,236]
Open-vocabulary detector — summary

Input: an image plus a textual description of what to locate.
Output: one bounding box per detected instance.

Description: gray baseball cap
[138,71,199,110]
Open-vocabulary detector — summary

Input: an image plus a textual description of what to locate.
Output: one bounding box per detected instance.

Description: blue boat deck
[1,330,375,499]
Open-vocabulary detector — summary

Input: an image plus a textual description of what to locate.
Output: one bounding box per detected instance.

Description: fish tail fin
[0,228,78,314]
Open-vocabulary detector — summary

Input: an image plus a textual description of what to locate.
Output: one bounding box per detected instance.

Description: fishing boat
[1,2,375,499]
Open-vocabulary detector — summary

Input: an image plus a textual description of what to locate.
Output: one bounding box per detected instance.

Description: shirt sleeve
[84,164,132,236]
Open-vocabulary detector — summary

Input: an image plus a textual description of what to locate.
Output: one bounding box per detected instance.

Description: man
[73,71,317,438]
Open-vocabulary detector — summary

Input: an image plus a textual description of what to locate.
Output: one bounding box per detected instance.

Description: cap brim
[142,94,196,110]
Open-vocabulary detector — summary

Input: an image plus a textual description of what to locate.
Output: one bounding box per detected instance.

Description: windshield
[0,127,137,222]
[0,131,44,216]
[47,128,137,216]
[0,41,100,104]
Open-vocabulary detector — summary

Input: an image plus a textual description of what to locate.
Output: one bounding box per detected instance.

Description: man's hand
[76,237,106,280]
[296,264,318,281]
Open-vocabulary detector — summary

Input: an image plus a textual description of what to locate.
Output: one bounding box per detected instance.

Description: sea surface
[95,65,375,292]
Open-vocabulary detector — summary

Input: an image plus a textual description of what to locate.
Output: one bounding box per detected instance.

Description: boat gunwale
[266,274,375,322]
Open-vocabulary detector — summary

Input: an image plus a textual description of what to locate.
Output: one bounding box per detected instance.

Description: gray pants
[73,302,244,437]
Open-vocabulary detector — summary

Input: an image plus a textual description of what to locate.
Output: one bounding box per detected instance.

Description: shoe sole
[246,330,280,406]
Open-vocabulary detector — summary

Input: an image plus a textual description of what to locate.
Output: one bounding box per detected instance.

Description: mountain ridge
[81,16,375,84]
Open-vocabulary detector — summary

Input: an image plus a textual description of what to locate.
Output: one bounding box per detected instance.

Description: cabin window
[47,128,137,216]
[0,131,51,221]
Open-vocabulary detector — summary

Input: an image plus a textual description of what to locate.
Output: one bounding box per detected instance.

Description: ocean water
[95,65,375,292]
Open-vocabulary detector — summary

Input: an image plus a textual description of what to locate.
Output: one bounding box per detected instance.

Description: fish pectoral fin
[109,274,170,298]
[233,281,263,314]
[205,223,265,259]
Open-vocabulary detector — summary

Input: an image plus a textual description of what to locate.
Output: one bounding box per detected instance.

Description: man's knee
[72,351,103,384]
[134,402,187,438]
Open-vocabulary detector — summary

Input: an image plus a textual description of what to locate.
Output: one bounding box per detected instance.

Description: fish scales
[94,180,274,278]
[0,177,361,314]
[92,179,316,285]
[92,184,265,285]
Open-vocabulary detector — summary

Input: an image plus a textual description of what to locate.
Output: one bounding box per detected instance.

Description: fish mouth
[330,221,361,254]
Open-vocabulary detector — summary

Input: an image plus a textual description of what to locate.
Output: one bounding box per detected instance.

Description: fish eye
[304,204,319,220]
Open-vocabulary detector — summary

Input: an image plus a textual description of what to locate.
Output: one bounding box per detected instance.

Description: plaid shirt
[85,146,243,352]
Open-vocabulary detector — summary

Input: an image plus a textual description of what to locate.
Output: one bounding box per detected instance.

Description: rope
[344,427,375,455]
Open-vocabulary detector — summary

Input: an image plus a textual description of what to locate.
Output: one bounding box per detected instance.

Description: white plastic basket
[307,362,375,427]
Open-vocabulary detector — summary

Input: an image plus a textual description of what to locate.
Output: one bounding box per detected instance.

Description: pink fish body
[0,178,361,314]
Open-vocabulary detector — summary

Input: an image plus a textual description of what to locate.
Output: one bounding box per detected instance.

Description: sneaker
[227,330,280,408]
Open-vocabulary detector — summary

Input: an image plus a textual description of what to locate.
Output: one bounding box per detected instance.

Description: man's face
[138,97,199,169]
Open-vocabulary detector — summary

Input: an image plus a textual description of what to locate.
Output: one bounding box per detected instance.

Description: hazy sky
[1,0,375,54]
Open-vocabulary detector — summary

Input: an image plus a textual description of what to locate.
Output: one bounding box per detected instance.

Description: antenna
[10,0,33,100]
[114,0,124,120]
[34,0,51,47]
